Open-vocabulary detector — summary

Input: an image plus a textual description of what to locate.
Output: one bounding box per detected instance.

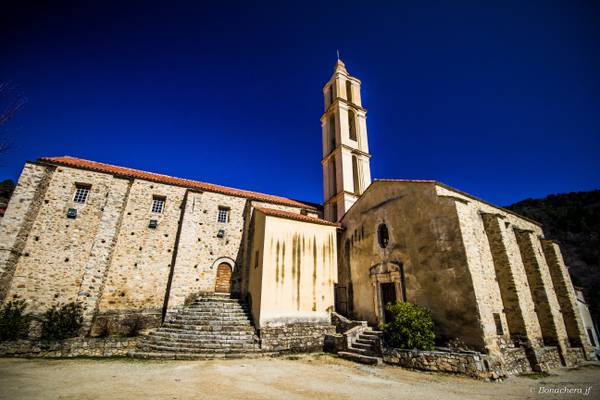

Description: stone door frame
[370,262,404,324]
[212,257,235,294]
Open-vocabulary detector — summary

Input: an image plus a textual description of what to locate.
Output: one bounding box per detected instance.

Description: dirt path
[0,354,598,400]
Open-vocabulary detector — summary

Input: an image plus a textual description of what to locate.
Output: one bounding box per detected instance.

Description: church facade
[0,60,594,367]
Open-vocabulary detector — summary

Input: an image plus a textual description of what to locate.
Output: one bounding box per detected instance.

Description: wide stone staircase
[338,329,383,365]
[130,295,263,360]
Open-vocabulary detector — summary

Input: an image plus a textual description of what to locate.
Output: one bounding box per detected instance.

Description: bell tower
[321,59,372,222]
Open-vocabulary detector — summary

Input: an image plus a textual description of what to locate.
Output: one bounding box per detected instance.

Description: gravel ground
[0,354,599,400]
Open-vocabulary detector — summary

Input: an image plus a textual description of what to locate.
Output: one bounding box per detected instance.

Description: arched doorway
[214,262,233,294]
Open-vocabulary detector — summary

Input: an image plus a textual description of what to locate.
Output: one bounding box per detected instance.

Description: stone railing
[0,337,139,358]
[325,313,373,353]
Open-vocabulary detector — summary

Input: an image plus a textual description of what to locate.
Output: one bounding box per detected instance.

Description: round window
[377,224,389,248]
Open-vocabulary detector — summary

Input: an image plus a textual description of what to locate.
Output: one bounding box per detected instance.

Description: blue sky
[0,1,598,206]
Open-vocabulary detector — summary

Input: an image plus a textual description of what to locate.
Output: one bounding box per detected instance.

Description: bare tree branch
[0,82,27,155]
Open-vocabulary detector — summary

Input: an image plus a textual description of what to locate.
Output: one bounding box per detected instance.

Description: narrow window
[332,203,338,221]
[377,224,389,248]
[346,80,352,103]
[352,155,360,195]
[254,251,260,269]
[73,184,91,204]
[329,83,335,104]
[329,113,336,150]
[587,328,597,347]
[348,109,357,141]
[217,207,230,223]
[494,313,504,335]
[151,196,165,214]
[331,158,337,196]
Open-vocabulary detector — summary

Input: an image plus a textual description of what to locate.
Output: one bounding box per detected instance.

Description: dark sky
[1,1,598,206]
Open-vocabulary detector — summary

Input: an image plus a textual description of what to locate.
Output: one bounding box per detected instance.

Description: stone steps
[161,323,255,332]
[338,351,382,365]
[141,343,260,354]
[337,328,383,365]
[150,330,255,340]
[130,351,277,360]
[131,295,261,360]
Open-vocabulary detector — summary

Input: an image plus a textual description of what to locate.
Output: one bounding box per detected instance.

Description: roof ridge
[38,156,320,211]
[254,206,339,227]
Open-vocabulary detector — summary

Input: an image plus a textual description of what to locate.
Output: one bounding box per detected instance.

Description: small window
[494,313,504,336]
[346,80,352,103]
[377,224,389,248]
[254,251,259,269]
[329,83,335,105]
[217,207,230,223]
[329,113,336,150]
[151,196,165,213]
[73,185,91,204]
[348,109,357,141]
[587,328,597,347]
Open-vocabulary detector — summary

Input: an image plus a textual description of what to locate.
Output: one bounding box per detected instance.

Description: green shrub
[380,302,436,350]
[0,300,31,341]
[41,302,83,341]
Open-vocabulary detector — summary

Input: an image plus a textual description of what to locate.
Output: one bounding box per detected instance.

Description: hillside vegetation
[506,190,600,324]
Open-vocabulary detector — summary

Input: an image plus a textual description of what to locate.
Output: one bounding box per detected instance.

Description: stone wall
[382,347,505,380]
[0,337,138,358]
[259,324,335,352]
[529,346,563,372]
[0,161,313,337]
[501,347,533,375]
[564,347,586,366]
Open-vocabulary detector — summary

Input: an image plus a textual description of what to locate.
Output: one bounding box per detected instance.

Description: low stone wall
[564,347,586,366]
[501,347,533,375]
[382,347,505,380]
[529,346,563,372]
[0,337,139,358]
[259,324,335,352]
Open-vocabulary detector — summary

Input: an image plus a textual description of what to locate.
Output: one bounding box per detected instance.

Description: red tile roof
[254,206,339,227]
[38,156,321,211]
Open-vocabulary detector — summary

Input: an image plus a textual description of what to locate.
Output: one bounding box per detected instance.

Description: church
[0,60,594,368]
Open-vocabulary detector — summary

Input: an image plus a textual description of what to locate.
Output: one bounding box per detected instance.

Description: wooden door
[214,263,232,293]
[381,282,397,323]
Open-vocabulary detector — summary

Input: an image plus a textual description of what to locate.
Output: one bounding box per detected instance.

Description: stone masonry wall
[0,337,138,358]
[259,324,335,353]
[541,240,589,350]
[94,177,186,329]
[4,165,119,315]
[382,347,506,380]
[436,184,558,354]
[0,163,53,303]
[0,161,315,337]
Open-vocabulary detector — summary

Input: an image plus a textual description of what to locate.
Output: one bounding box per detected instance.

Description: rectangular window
[588,328,597,347]
[493,313,504,336]
[217,207,230,223]
[151,196,165,213]
[254,251,259,269]
[73,185,91,204]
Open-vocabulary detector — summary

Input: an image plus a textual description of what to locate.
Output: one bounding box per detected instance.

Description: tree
[0,82,26,155]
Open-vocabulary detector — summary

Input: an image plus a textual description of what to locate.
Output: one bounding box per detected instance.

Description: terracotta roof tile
[254,206,338,227]
[38,156,320,211]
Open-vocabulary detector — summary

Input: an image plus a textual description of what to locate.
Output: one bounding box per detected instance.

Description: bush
[122,314,144,337]
[380,302,436,350]
[0,300,31,341]
[41,302,83,341]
